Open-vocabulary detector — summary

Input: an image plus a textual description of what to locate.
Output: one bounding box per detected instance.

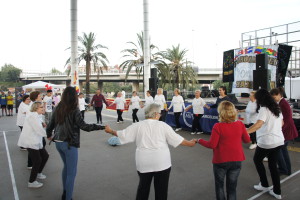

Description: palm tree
[120,32,157,80]
[155,44,197,89]
[65,32,109,96]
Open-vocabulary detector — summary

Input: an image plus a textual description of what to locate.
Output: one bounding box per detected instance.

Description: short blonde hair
[174,88,180,94]
[157,88,163,93]
[250,91,256,96]
[217,101,237,122]
[30,102,42,112]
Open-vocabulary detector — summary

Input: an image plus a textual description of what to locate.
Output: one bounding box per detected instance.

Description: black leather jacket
[46,108,103,148]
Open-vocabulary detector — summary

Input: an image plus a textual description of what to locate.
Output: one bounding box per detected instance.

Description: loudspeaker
[253,69,270,90]
[227,93,238,104]
[151,68,158,78]
[256,54,268,70]
[149,78,158,91]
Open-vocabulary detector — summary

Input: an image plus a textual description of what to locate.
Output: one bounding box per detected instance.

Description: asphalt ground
[1,106,300,200]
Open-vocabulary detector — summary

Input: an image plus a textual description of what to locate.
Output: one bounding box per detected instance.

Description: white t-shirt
[117,119,184,173]
[114,97,126,110]
[121,90,126,98]
[256,107,284,149]
[245,100,257,124]
[131,96,140,109]
[145,95,154,107]
[191,97,206,114]
[168,95,185,113]
[154,94,166,111]
[16,102,30,126]
[43,96,53,112]
[78,98,87,111]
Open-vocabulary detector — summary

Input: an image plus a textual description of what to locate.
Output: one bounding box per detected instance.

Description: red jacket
[279,98,298,141]
[199,120,250,164]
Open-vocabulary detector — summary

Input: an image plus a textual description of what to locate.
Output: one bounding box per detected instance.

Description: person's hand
[47,137,52,141]
[42,123,47,128]
[207,106,211,110]
[165,108,169,111]
[105,125,112,134]
[189,139,196,147]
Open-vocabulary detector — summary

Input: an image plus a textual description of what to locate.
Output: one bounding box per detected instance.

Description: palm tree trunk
[86,61,91,96]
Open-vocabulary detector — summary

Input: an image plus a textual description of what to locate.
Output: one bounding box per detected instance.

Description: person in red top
[270,87,298,175]
[197,101,250,200]
[90,89,109,124]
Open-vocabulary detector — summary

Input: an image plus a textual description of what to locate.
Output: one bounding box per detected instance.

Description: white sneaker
[197,132,203,135]
[27,166,32,170]
[191,132,196,135]
[37,173,46,179]
[117,121,120,124]
[263,157,268,162]
[249,144,257,150]
[175,128,182,132]
[254,182,269,191]
[269,190,282,199]
[28,181,43,188]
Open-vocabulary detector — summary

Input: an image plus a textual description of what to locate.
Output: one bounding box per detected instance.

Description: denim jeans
[277,141,291,175]
[95,106,103,123]
[213,161,242,200]
[56,142,78,200]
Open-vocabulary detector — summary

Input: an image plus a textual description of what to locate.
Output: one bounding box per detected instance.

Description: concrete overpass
[20,68,222,91]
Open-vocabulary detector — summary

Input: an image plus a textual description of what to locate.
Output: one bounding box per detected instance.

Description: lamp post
[288,70,292,101]
[70,0,79,90]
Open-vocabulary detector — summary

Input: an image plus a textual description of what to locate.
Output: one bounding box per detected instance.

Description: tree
[50,68,61,73]
[212,80,230,91]
[0,63,22,82]
[155,44,197,90]
[66,32,109,96]
[120,32,157,80]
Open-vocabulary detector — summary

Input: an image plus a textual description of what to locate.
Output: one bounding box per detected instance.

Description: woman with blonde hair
[196,101,250,200]
[168,88,185,131]
[154,88,167,121]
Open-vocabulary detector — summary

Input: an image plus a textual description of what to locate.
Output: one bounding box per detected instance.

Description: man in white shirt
[43,90,53,125]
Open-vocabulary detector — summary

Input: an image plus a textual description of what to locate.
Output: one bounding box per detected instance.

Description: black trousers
[192,114,203,132]
[95,106,103,123]
[132,109,139,122]
[253,146,282,195]
[174,112,181,128]
[80,110,85,120]
[117,109,123,122]
[246,123,256,144]
[136,167,171,200]
[27,148,49,183]
[159,110,166,122]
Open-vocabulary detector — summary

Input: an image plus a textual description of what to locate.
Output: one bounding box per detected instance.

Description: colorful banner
[105,98,130,112]
[232,45,278,93]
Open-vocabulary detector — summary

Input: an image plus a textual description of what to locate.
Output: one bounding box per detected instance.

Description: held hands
[42,123,47,128]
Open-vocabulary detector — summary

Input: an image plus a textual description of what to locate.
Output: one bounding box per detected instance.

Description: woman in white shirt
[78,93,88,120]
[130,91,141,123]
[16,95,31,150]
[154,88,167,122]
[110,92,126,123]
[167,88,185,131]
[247,89,284,199]
[185,90,210,135]
[105,103,196,200]
[144,90,154,107]
[17,102,49,188]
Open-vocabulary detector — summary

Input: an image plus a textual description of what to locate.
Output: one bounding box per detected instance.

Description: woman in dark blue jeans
[46,87,104,200]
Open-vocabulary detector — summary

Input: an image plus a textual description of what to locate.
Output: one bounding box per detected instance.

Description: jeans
[56,142,78,200]
[277,141,291,175]
[95,106,103,123]
[213,161,242,200]
[136,167,171,200]
[192,114,203,132]
[80,110,85,120]
[132,109,139,122]
[174,112,181,128]
[117,109,124,122]
[27,148,49,183]
[253,145,282,195]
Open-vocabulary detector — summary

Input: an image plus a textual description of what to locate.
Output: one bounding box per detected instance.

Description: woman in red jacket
[270,87,298,175]
[197,101,250,200]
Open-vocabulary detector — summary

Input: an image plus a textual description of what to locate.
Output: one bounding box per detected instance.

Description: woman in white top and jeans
[185,90,210,134]
[247,89,284,199]
[105,103,196,200]
[167,88,185,131]
[130,91,141,123]
[154,88,167,122]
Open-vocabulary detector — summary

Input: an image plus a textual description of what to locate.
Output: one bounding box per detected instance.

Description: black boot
[61,190,66,200]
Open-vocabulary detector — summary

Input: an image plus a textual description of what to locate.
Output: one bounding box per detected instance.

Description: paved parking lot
[1,107,300,200]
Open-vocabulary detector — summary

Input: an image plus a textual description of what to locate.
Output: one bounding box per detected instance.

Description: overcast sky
[0,0,299,73]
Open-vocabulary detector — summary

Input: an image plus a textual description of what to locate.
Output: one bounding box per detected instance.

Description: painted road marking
[3,131,19,200]
[287,146,300,153]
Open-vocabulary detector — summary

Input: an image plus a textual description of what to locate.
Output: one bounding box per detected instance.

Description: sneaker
[249,144,257,150]
[20,147,27,151]
[197,132,203,135]
[175,128,182,132]
[28,181,43,188]
[117,121,120,124]
[37,173,46,179]
[269,190,282,199]
[254,182,269,191]
[27,166,32,170]
[191,132,196,135]
[263,157,268,162]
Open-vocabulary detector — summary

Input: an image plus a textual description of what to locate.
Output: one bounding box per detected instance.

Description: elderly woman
[17,102,49,188]
[16,95,31,150]
[270,87,298,175]
[197,101,250,200]
[154,88,167,122]
[130,91,141,123]
[105,103,196,200]
[167,88,185,131]
[247,89,284,199]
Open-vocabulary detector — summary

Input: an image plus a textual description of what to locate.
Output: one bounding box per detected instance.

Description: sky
[0,0,299,73]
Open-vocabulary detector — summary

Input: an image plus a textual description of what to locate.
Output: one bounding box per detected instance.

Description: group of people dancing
[15,85,298,200]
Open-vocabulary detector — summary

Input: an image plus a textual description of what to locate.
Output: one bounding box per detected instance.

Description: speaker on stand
[253,54,270,90]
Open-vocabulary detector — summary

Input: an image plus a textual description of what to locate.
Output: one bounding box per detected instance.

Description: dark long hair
[270,87,285,97]
[55,87,78,124]
[255,89,281,117]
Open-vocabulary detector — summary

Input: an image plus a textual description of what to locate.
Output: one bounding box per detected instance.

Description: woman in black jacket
[46,87,104,200]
